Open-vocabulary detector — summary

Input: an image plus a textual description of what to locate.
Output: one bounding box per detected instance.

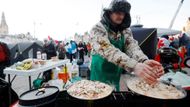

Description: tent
[131,27,183,59]
[157,28,181,37]
[7,41,43,64]
[131,28,157,59]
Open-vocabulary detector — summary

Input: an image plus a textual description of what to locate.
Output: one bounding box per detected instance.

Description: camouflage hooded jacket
[90,22,148,72]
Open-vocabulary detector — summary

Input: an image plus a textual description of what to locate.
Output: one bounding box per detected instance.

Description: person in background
[42,39,57,82]
[169,37,179,49]
[179,33,190,56]
[72,41,78,59]
[183,17,190,33]
[0,42,10,79]
[157,35,170,49]
[55,42,60,52]
[69,40,77,62]
[86,42,92,57]
[58,42,66,59]
[42,39,57,59]
[65,42,70,59]
[78,41,85,62]
[83,42,88,56]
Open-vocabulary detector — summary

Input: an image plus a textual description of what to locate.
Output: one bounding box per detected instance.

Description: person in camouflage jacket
[90,0,164,91]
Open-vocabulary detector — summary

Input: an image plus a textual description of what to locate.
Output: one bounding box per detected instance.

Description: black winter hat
[104,0,131,14]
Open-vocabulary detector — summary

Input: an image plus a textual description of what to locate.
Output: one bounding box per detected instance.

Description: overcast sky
[0,0,189,40]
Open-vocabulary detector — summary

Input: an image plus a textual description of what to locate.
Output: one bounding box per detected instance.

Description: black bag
[77,59,84,65]
[42,70,52,82]
[58,50,65,59]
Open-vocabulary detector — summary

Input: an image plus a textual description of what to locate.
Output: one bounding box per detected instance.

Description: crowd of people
[42,38,92,64]
[155,33,190,70]
[157,33,190,57]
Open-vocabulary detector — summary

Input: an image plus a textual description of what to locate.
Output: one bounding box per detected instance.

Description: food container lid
[19,86,59,106]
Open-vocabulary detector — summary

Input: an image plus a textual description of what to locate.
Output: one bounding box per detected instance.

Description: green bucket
[33,78,44,89]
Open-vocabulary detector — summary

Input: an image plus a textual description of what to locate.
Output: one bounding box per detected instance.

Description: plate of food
[67,80,113,100]
[15,59,46,70]
[126,77,186,99]
[15,59,33,70]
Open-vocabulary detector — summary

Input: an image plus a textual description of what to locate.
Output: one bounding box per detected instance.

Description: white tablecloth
[4,59,69,76]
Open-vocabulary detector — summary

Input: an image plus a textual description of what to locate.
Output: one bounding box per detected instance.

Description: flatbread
[67,80,113,100]
[127,77,185,99]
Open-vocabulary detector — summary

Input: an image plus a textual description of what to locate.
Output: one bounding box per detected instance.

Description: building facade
[0,12,8,35]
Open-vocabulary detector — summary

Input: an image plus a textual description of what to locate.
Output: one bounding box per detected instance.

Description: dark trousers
[187,44,190,56]
[79,52,84,62]
[69,54,74,63]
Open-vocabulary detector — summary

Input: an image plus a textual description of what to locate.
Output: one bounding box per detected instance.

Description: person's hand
[143,59,161,67]
[133,63,158,84]
[144,60,164,78]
